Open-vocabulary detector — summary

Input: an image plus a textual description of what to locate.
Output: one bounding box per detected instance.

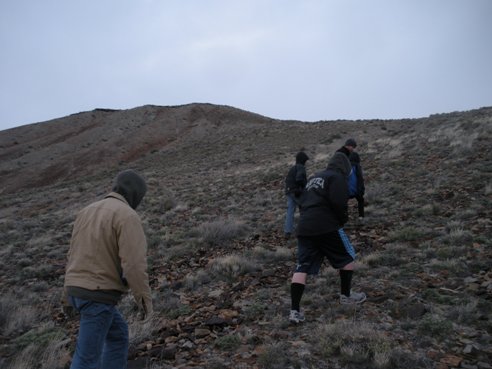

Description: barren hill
[0,104,491,368]
[0,103,273,193]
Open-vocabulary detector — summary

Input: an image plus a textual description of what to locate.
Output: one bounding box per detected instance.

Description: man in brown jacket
[64,169,153,369]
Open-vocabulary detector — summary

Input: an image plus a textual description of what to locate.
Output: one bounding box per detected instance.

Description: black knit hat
[344,138,357,148]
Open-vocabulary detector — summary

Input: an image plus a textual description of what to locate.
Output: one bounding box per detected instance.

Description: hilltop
[0,104,491,369]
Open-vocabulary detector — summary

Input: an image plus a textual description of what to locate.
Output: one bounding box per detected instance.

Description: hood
[327,152,352,178]
[112,169,147,209]
[349,151,360,164]
[295,151,309,164]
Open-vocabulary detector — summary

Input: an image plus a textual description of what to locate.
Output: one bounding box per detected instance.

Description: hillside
[0,104,491,369]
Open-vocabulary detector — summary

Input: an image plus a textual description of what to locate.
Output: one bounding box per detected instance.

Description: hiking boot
[340,291,367,305]
[289,310,305,323]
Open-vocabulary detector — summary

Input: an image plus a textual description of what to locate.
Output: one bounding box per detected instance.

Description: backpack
[348,166,358,197]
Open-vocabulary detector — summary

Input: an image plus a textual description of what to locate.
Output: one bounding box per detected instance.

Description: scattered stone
[477,362,492,369]
[440,354,463,367]
[460,363,478,369]
[204,316,230,327]
[208,289,224,298]
[463,345,475,355]
[194,328,211,337]
[147,345,177,360]
[218,309,239,319]
[391,298,427,319]
[468,284,480,292]
[127,357,150,369]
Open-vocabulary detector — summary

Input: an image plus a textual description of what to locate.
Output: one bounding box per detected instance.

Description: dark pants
[352,195,364,218]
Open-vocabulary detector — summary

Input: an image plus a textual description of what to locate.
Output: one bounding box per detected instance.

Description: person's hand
[137,309,155,323]
[62,305,77,319]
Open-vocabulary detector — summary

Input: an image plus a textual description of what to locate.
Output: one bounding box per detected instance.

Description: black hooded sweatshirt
[285,152,309,195]
[297,152,351,236]
[112,169,147,209]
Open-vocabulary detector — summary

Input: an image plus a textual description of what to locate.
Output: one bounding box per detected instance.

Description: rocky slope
[0,104,491,369]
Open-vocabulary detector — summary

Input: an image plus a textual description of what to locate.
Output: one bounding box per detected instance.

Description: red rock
[440,355,463,367]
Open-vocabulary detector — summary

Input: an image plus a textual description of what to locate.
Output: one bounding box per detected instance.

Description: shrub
[0,293,42,336]
[214,334,241,351]
[250,246,292,262]
[198,219,249,245]
[158,189,177,212]
[413,203,440,216]
[417,314,453,338]
[257,342,291,369]
[313,321,391,367]
[365,183,386,205]
[7,323,69,369]
[243,302,267,321]
[13,324,66,349]
[435,245,467,259]
[446,300,480,324]
[428,258,468,276]
[363,251,404,267]
[208,254,257,280]
[443,228,474,246]
[184,269,212,291]
[388,349,434,369]
[389,226,425,242]
[128,315,160,347]
[163,304,192,320]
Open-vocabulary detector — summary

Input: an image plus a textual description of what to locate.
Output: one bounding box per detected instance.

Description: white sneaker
[289,310,305,323]
[340,291,367,305]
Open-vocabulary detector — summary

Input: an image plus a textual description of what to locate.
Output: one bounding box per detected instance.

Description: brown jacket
[64,192,153,315]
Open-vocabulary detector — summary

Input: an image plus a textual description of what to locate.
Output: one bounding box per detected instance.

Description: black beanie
[295,151,309,164]
[344,138,357,148]
[112,169,147,209]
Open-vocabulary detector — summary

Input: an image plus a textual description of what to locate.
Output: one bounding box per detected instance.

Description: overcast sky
[1,0,491,131]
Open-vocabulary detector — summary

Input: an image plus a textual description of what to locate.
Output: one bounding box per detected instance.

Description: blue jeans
[284,194,298,234]
[69,296,128,369]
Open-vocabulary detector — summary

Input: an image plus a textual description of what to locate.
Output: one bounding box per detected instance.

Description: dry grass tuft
[128,315,161,347]
[198,218,249,245]
[7,322,68,369]
[313,321,392,368]
[208,254,257,280]
[250,246,292,261]
[0,293,43,337]
[257,342,292,369]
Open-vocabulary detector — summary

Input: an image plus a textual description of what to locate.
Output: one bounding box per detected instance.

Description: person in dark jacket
[348,151,365,220]
[337,138,357,158]
[284,151,309,238]
[289,152,366,324]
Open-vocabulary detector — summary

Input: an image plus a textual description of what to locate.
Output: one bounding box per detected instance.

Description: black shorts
[295,229,356,274]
